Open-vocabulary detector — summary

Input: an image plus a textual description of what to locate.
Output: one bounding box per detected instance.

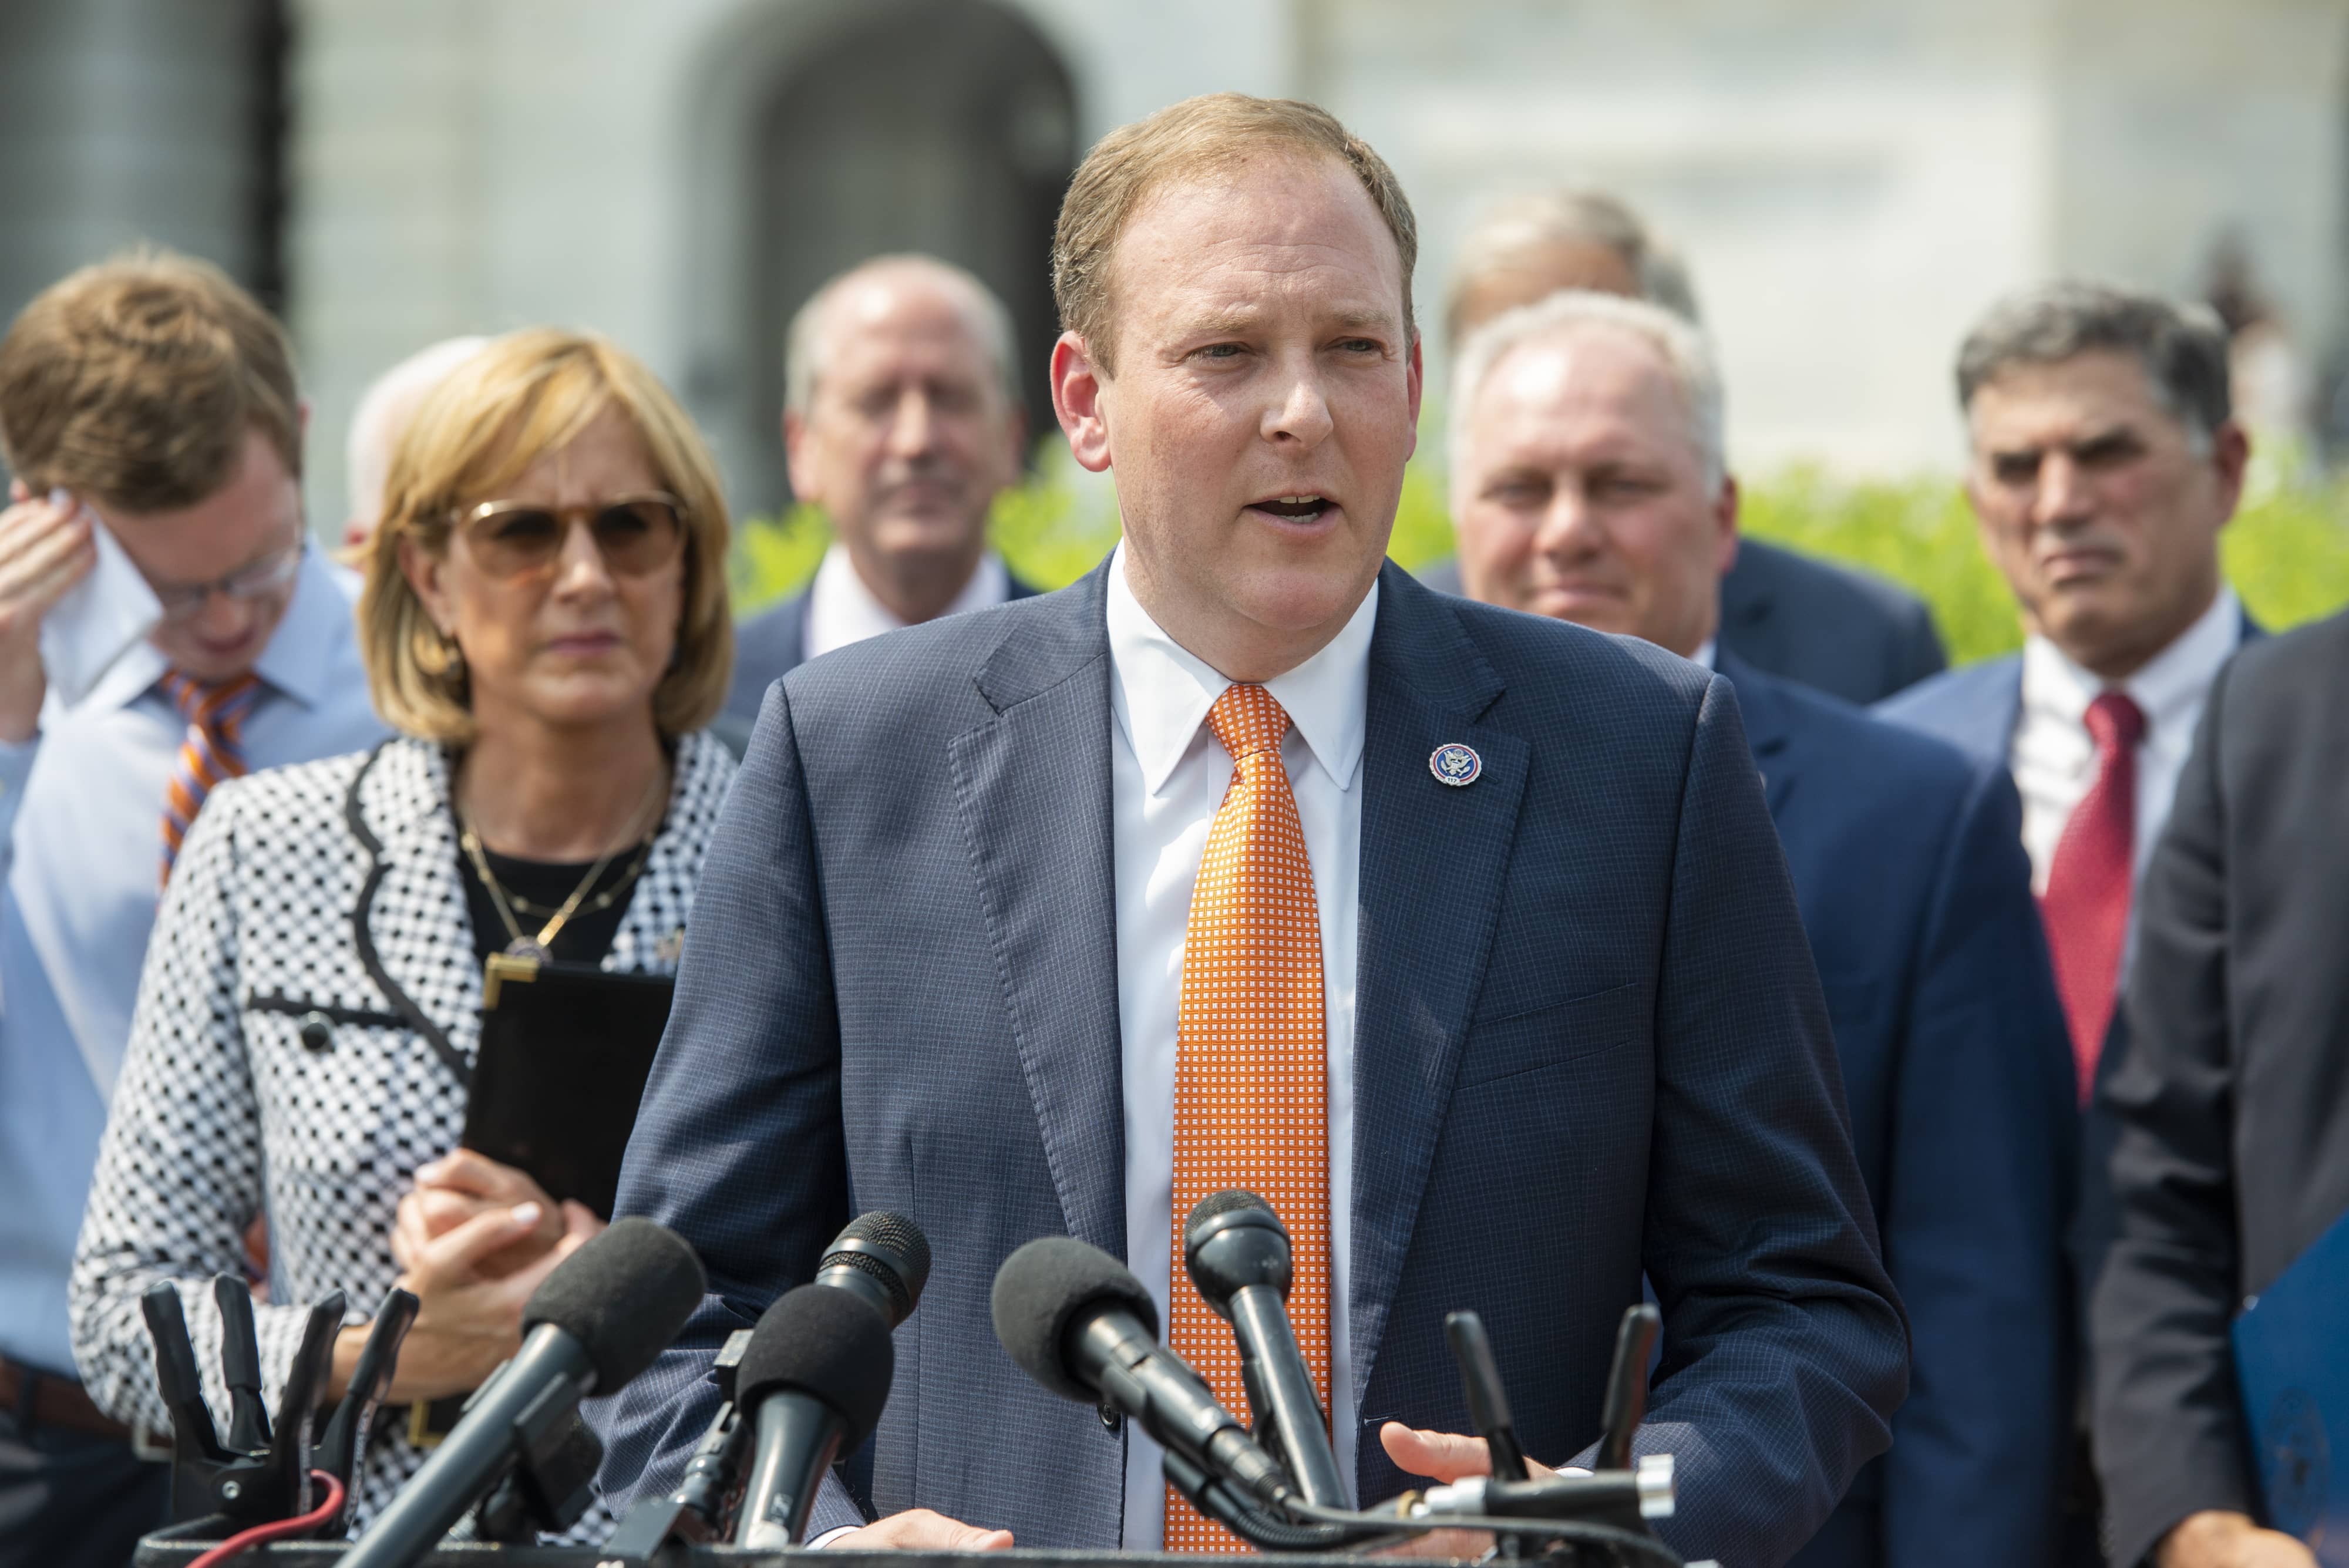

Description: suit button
[298,1012,334,1052]
[1099,1404,1123,1434]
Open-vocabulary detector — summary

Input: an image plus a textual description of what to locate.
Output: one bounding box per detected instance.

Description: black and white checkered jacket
[69,730,734,1534]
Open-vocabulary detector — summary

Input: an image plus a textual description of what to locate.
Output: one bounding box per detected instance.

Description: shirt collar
[805,540,1009,661]
[1689,637,1718,671]
[2021,583,2242,741]
[1104,540,1378,798]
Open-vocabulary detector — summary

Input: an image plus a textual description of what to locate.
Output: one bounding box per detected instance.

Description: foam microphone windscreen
[521,1216,705,1392]
[990,1235,1159,1404]
[736,1284,898,1448]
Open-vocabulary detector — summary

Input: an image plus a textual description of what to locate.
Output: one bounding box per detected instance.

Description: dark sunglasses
[452,492,687,581]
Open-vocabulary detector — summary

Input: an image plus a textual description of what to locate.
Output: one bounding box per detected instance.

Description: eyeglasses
[452,493,688,581]
[152,536,307,624]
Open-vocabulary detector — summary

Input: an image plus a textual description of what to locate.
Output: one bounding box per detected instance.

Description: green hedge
[731,446,2349,661]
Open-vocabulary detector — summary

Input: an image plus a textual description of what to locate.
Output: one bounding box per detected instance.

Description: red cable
[184,1471,347,1568]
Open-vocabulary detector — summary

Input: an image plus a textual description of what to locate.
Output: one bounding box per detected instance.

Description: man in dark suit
[1446,286,2077,1568]
[722,255,1038,739]
[2091,610,2349,1568]
[1418,189,1946,705]
[1877,281,2259,1564]
[601,94,1904,1567]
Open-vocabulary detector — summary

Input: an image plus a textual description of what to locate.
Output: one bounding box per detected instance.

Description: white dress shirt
[802,541,1010,661]
[1108,543,1377,1549]
[2011,586,2244,896]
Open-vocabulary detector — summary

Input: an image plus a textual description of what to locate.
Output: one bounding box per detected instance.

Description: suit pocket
[1455,981,1646,1091]
[243,1000,405,1179]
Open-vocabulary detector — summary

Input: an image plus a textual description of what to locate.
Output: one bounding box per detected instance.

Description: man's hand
[2159,1510,2316,1568]
[1379,1422,1557,1485]
[0,488,96,743]
[1377,1425,1561,1561]
[828,1508,1014,1550]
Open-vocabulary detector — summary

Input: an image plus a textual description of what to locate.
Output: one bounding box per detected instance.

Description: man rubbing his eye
[0,251,386,1568]
[601,94,1904,1568]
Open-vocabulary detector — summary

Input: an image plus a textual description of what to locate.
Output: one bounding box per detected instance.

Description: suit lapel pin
[1429,743,1482,787]
[655,927,686,964]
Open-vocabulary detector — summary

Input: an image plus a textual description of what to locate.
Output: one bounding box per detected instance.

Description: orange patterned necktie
[160,671,263,884]
[1166,682,1332,1552]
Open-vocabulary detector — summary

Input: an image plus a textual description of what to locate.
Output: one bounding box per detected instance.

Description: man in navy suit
[603,94,1904,1567]
[1876,282,2258,1567]
[1446,287,2076,1568]
[1414,189,1946,706]
[722,255,1039,741]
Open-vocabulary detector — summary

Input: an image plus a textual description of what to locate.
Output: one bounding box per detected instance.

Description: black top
[2094,605,2349,1567]
[456,837,645,971]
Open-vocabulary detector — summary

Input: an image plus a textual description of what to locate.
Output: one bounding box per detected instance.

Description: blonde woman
[69,329,735,1531]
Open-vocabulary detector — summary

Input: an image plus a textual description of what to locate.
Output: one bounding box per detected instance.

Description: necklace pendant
[503,937,555,964]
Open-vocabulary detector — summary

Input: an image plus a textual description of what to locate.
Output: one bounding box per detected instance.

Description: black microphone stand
[602,1329,756,1563]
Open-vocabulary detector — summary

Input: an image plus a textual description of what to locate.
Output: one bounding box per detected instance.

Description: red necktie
[1166,684,1331,1553]
[2040,690,2146,1101]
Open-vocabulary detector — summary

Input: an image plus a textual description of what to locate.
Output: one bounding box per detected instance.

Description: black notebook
[460,955,674,1220]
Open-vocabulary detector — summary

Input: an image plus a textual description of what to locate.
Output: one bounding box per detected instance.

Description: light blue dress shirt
[0,550,386,1377]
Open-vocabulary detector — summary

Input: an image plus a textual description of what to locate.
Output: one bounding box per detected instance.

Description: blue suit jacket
[1873,612,2263,1324]
[722,570,1044,728]
[600,562,1907,1568]
[1721,653,2075,1568]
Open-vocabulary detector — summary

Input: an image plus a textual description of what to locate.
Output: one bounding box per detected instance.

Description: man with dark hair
[1880,278,2259,1566]
[603,93,1903,1568]
[2093,607,2349,1568]
[1423,189,1947,705]
[0,251,385,1567]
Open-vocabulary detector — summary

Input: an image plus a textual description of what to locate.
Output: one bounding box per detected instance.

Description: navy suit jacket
[1721,653,2075,1568]
[1874,611,2263,1325]
[721,569,1044,728]
[600,561,1907,1568]
[1415,539,1946,706]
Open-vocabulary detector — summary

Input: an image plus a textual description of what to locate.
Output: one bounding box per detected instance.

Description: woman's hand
[406,1148,573,1277]
[369,1194,605,1404]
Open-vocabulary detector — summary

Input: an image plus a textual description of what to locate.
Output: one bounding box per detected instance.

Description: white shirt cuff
[808,1525,862,1549]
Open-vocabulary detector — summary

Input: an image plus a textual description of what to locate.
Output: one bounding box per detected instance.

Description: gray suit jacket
[1416,537,1945,705]
[599,561,1907,1568]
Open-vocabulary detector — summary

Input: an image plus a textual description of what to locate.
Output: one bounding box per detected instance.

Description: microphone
[733,1213,928,1548]
[1184,1190,1347,1506]
[343,1218,704,1568]
[991,1235,1291,1510]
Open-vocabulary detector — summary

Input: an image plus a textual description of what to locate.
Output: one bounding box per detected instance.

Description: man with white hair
[1449,288,2077,1568]
[1428,190,1946,705]
[339,335,487,550]
[723,254,1036,733]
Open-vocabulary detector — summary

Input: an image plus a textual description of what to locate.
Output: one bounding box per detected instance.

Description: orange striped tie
[1166,683,1331,1552]
[160,671,263,884]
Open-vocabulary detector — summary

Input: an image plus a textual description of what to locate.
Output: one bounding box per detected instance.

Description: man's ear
[782,409,820,506]
[2210,419,2252,522]
[1051,332,1113,475]
[8,480,26,504]
[1715,475,1741,576]
[1402,334,1425,462]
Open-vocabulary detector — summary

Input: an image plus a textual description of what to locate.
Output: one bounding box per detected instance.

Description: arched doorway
[726,0,1075,514]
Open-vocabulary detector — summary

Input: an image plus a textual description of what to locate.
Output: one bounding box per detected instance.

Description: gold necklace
[459,767,668,961]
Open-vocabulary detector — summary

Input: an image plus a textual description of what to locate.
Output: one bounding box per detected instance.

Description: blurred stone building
[3,0,2346,521]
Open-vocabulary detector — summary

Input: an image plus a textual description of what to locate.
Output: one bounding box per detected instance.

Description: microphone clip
[141,1277,347,1536]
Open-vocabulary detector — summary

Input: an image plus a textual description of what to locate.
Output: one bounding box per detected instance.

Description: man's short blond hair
[1051,93,1418,372]
[358,328,734,744]
[0,247,301,510]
